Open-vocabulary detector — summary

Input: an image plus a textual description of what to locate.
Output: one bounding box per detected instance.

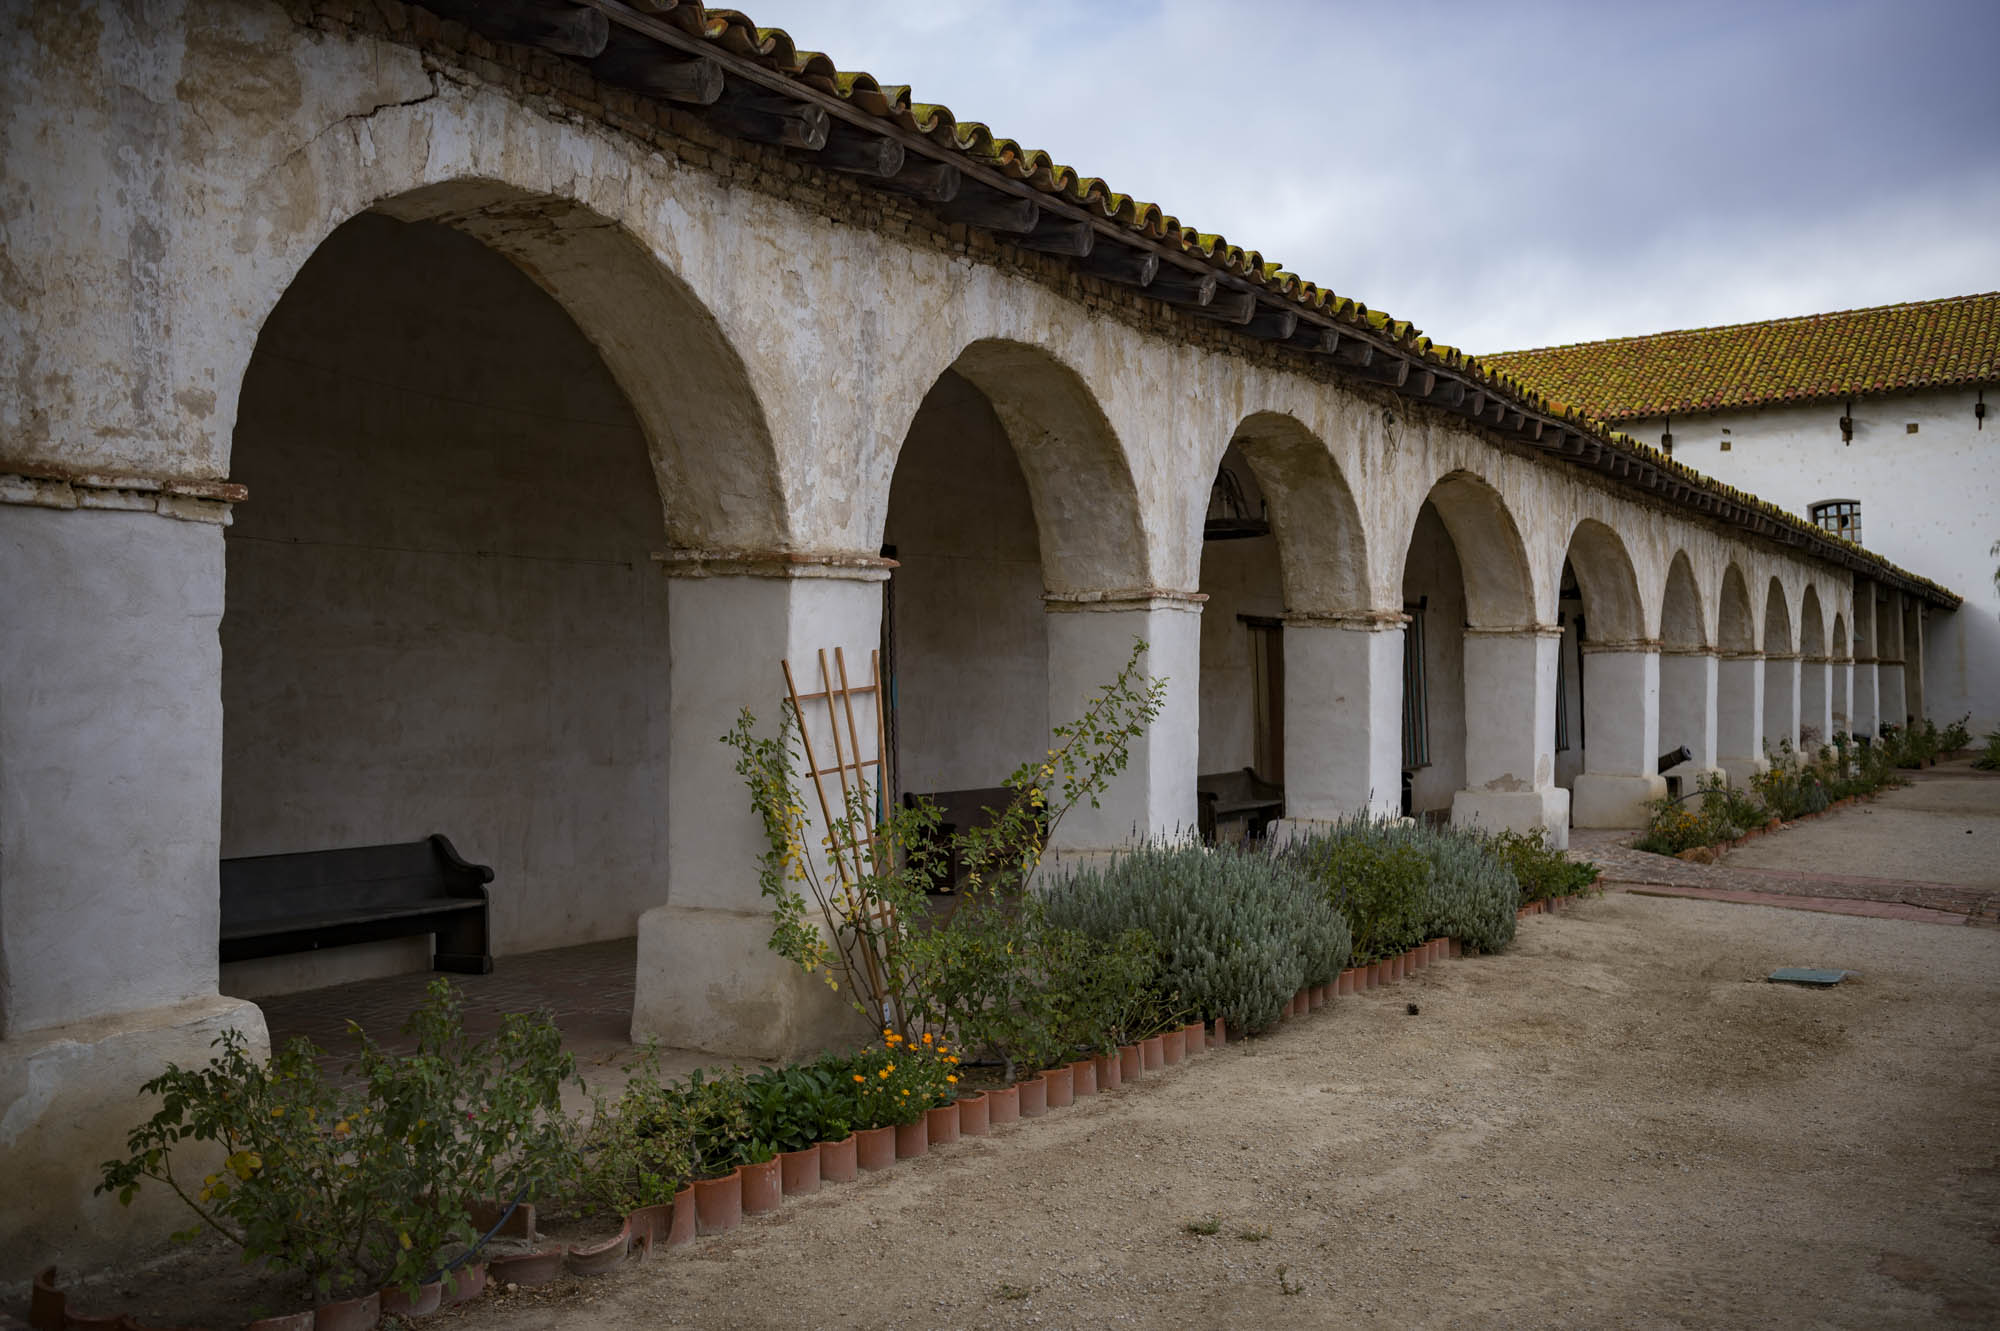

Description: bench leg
[433,910,493,975]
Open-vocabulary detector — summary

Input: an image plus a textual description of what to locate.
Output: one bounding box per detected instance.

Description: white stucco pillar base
[1,995,269,1282]
[1043,596,1202,855]
[1878,662,1908,731]
[1274,616,1403,832]
[1831,661,1853,737]
[1851,660,1880,738]
[1573,646,1666,828]
[1801,658,1833,747]
[2,503,254,1277]
[1453,628,1568,847]
[1716,654,1768,788]
[1762,655,1801,755]
[631,564,887,1061]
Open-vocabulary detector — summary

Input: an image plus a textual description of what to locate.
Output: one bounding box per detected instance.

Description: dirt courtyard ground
[436,892,1999,1331]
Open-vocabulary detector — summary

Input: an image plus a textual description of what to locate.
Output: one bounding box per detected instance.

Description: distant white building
[1490,294,1999,734]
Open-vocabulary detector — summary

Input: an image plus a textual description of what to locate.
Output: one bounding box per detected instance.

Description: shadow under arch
[1226,411,1371,615]
[921,338,1152,596]
[1832,610,1850,660]
[1764,577,1796,654]
[1719,563,1757,653]
[356,179,790,553]
[1661,550,1709,649]
[1799,587,1828,658]
[1404,471,1537,627]
[1561,518,1646,643]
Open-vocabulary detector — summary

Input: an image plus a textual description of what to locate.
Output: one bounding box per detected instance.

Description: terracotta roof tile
[1482,293,2000,421]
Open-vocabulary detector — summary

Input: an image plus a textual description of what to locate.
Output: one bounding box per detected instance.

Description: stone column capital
[653,547,895,582]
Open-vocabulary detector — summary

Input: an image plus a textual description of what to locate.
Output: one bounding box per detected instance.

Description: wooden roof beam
[429,0,608,57]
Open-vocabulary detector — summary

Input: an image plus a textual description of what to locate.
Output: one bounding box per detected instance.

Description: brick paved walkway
[1569,778,2000,927]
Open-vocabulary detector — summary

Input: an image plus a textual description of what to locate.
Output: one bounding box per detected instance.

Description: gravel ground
[435,893,2000,1331]
[1722,761,2000,887]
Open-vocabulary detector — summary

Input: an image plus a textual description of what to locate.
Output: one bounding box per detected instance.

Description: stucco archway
[1555,520,1660,825]
[1799,586,1831,744]
[220,192,760,1002]
[1715,563,1765,784]
[878,340,1166,848]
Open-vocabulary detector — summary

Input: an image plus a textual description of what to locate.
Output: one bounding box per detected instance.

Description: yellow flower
[269,1106,285,1118]
[920,1032,933,1044]
[946,1074,958,1084]
[852,1073,865,1083]
[900,1089,909,1096]
[946,1055,958,1065]
[878,1068,890,1079]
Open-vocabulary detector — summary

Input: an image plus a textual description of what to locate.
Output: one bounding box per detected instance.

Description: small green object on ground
[1767,967,1856,986]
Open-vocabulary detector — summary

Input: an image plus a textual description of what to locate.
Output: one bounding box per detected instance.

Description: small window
[1811,499,1861,543]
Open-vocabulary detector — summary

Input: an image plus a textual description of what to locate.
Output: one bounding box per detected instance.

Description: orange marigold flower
[878,1068,891,1079]
[946,1055,958,1064]
[946,1074,957,1084]
[920,1032,933,1044]
[852,1073,864,1083]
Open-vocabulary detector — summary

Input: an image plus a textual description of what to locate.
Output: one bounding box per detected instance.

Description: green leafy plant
[1939,714,1972,753]
[1752,740,1832,821]
[1486,826,1600,903]
[1044,841,1348,1036]
[1974,729,2000,771]
[844,1033,958,1128]
[98,981,575,1302]
[566,1048,696,1219]
[726,641,1167,1040]
[1284,813,1519,958]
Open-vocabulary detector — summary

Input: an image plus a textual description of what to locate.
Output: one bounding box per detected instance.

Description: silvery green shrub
[1283,813,1518,957]
[1041,841,1349,1036]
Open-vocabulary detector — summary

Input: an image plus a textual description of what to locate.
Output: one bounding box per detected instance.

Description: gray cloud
[739,0,2000,352]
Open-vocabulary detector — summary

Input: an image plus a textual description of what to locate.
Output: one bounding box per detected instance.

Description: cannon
[1656,744,1693,774]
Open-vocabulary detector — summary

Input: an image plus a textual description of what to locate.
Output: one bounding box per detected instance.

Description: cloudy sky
[738,0,2000,354]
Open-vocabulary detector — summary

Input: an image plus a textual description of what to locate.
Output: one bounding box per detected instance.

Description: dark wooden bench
[903,787,1031,894]
[220,834,494,973]
[1197,767,1285,844]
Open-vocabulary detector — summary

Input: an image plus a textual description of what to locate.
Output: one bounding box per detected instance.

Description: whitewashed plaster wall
[1624,390,1994,729]
[219,213,671,997]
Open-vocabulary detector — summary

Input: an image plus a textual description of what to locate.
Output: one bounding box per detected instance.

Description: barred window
[1810,499,1861,544]
[1402,603,1430,769]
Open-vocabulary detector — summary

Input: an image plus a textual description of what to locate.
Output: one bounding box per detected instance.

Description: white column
[1658,649,1726,792]
[1452,626,1570,847]
[1801,656,1833,748]
[1274,615,1405,828]
[1572,644,1668,828]
[1716,652,1768,788]
[1877,660,1908,731]
[1043,594,1203,853]
[2,499,268,1279]
[1762,654,1801,756]
[1876,589,1908,729]
[1850,657,1880,738]
[633,560,889,1061]
[1903,602,1927,724]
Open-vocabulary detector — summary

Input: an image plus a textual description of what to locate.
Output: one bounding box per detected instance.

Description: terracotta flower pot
[1041,1065,1075,1108]
[957,1092,990,1136]
[1140,1035,1165,1071]
[1093,1051,1122,1092]
[567,1224,633,1276]
[666,1188,697,1246]
[695,1168,744,1234]
[1018,1076,1049,1118]
[1161,1028,1185,1065]
[819,1134,858,1183]
[488,1248,563,1287]
[1071,1057,1098,1095]
[1294,986,1311,1013]
[1184,1020,1209,1053]
[1388,954,1405,983]
[781,1144,821,1196]
[247,1313,314,1331]
[443,1260,490,1303]
[1120,1043,1144,1080]
[1310,984,1328,1009]
[856,1124,897,1170]
[381,1280,443,1318]
[1433,938,1449,963]
[741,1156,782,1214]
[895,1117,929,1158]
[1213,1017,1227,1045]
[314,1294,381,1331]
[988,1083,1021,1124]
[1337,969,1355,996]
[927,1102,960,1145]
[1409,945,1427,971]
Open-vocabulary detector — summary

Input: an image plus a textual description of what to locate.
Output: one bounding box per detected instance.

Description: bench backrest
[1196,767,1283,804]
[220,835,491,929]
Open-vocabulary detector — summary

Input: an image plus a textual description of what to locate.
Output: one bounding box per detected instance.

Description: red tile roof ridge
[1483,290,2000,360]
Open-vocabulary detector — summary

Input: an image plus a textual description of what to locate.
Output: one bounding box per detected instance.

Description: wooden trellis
[781,647,892,997]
